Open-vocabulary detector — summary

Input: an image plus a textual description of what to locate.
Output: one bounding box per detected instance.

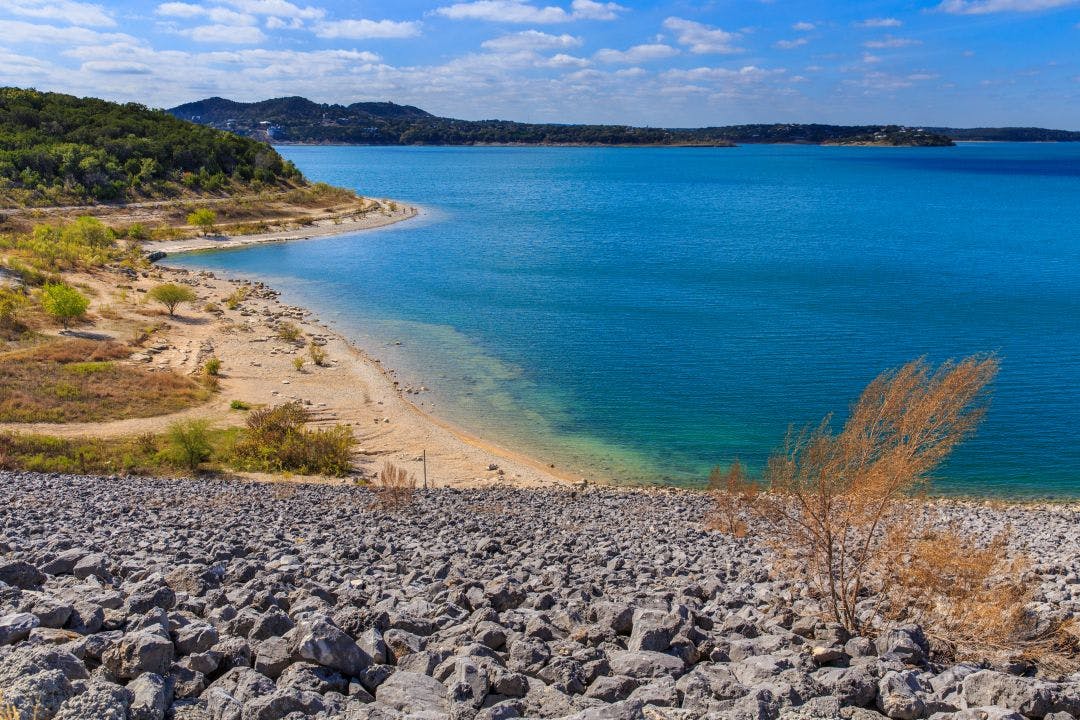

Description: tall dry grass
[372,461,417,511]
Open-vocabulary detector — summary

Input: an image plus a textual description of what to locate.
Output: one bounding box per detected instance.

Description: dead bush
[881,526,1078,671]
[705,459,757,537]
[746,355,999,633]
[372,461,417,511]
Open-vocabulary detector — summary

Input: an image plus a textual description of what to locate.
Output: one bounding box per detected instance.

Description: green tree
[147,283,197,316]
[187,208,217,235]
[40,283,89,329]
[168,419,213,472]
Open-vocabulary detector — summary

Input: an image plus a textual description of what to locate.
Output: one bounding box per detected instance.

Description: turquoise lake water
[170,144,1080,497]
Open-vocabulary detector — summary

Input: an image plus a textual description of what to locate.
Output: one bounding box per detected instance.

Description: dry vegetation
[0,183,379,239]
[0,339,208,423]
[707,355,1078,671]
[372,461,418,511]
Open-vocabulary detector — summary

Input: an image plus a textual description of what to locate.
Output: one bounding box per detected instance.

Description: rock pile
[0,471,1077,720]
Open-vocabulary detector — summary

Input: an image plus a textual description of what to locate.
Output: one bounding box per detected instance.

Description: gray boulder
[0,612,40,645]
[53,681,131,720]
[102,631,175,680]
[0,560,45,589]
[375,671,448,714]
[607,650,686,680]
[960,671,1054,718]
[128,672,170,720]
[289,615,371,677]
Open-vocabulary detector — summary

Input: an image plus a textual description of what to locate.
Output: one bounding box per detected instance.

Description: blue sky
[2,0,1079,127]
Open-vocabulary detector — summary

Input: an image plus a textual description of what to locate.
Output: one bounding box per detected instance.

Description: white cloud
[792,21,815,31]
[0,19,137,45]
[662,17,740,54]
[3,0,114,27]
[220,0,324,20]
[594,43,678,64]
[775,38,808,49]
[664,65,785,83]
[540,53,589,67]
[434,0,625,23]
[857,17,902,27]
[569,0,624,20]
[82,60,153,75]
[313,19,422,39]
[861,53,882,64]
[157,4,257,25]
[863,36,922,48]
[187,24,267,43]
[482,30,582,51]
[156,3,204,18]
[936,0,1079,13]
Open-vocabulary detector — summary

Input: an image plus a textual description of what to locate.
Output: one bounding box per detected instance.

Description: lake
[169,143,1080,497]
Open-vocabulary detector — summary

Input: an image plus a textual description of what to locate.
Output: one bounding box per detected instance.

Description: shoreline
[158,214,1080,503]
[146,200,419,254]
[148,207,585,489]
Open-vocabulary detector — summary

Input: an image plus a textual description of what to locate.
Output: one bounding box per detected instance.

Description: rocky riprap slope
[0,472,1078,720]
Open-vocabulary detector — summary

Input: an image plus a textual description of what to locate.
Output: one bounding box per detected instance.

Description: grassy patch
[0,338,209,423]
[0,431,179,475]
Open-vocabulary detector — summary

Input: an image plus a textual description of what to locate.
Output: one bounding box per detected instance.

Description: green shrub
[292,355,305,372]
[167,419,213,472]
[277,321,302,342]
[0,287,28,328]
[148,283,197,316]
[204,356,221,376]
[229,400,250,411]
[187,208,217,235]
[229,402,354,476]
[40,283,89,328]
[308,342,327,367]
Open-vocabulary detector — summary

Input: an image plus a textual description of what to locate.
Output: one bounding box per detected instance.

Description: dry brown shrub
[705,459,757,537]
[880,526,1078,671]
[372,461,416,511]
[737,355,1000,633]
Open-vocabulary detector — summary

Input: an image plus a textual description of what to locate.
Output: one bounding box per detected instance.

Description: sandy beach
[0,204,574,490]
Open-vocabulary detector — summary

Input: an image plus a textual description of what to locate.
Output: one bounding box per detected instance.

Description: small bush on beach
[224,286,249,310]
[292,355,305,372]
[148,283,197,316]
[40,283,89,328]
[309,342,327,367]
[373,461,417,511]
[168,419,213,472]
[204,356,221,376]
[277,321,302,343]
[229,402,354,476]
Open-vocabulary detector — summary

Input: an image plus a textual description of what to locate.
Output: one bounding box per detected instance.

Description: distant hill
[0,88,304,207]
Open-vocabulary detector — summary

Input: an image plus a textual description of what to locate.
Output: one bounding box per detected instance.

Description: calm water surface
[170,144,1080,496]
